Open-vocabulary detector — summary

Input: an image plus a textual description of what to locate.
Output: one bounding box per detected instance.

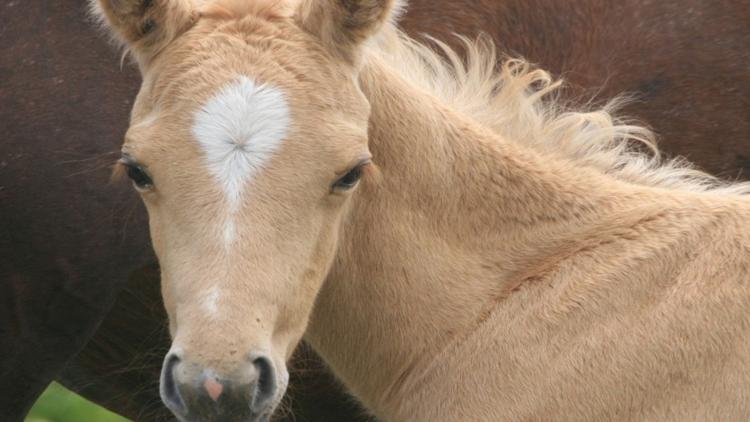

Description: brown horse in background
[1,0,747,420]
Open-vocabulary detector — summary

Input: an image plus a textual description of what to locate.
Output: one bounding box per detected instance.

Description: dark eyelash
[333,161,369,191]
[119,156,153,189]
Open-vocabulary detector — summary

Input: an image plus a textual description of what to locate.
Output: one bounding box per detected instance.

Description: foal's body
[1,0,745,419]
[304,55,750,420]
[90,0,750,420]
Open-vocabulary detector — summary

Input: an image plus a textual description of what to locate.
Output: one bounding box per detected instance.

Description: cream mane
[369,27,750,195]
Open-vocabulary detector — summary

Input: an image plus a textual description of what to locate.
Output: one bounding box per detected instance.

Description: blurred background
[26,383,129,422]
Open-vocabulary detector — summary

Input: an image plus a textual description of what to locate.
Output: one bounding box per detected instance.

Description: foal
[94,0,750,420]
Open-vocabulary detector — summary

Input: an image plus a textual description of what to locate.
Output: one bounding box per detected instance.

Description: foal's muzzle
[160,351,279,421]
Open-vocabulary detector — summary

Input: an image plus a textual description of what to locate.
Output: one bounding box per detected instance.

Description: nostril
[251,355,277,412]
[160,353,185,414]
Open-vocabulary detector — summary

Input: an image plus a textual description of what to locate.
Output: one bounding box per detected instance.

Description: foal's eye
[126,164,153,189]
[332,163,366,191]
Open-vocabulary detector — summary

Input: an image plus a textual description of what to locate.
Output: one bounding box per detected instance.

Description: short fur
[4,1,750,421]
[92,0,750,420]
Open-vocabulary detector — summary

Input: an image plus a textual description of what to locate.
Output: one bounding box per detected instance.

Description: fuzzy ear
[295,0,401,63]
[91,0,197,65]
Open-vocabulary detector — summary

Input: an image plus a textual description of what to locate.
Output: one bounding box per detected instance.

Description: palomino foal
[95,0,750,420]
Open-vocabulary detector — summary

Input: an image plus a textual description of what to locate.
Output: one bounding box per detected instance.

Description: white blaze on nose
[203,287,221,317]
[192,76,290,246]
[222,220,237,246]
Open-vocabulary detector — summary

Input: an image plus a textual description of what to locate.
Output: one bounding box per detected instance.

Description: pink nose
[203,377,224,402]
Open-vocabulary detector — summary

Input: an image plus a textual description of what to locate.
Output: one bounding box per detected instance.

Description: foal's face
[103,0,392,418]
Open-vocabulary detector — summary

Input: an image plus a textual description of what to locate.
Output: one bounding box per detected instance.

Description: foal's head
[95,0,397,419]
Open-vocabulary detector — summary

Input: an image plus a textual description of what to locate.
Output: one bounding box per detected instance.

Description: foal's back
[402,192,750,421]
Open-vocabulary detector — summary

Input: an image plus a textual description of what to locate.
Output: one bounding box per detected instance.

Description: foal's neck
[304,56,650,418]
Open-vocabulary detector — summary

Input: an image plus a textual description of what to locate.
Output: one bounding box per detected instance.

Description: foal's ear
[91,0,197,65]
[295,0,401,63]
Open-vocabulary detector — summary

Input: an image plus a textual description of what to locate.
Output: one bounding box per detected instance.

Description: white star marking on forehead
[192,76,291,211]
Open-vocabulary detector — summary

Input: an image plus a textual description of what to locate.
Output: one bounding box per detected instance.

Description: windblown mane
[369,28,750,195]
